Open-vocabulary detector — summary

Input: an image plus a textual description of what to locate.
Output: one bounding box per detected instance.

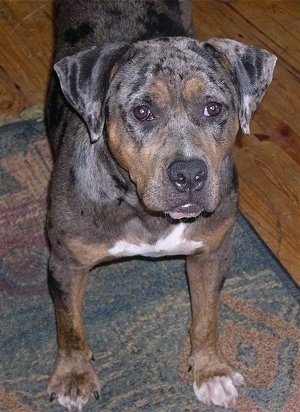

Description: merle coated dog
[46,0,276,409]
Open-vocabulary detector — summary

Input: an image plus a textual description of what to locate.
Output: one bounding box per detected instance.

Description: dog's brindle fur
[46,0,276,409]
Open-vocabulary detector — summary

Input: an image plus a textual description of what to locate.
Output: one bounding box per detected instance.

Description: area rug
[0,119,299,411]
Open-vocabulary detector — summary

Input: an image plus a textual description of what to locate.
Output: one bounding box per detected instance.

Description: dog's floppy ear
[54,43,130,143]
[205,39,277,134]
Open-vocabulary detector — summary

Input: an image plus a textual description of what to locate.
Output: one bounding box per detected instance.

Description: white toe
[193,373,245,408]
[57,394,87,411]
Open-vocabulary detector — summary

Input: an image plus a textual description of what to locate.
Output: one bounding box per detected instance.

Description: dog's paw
[48,355,100,411]
[193,372,245,408]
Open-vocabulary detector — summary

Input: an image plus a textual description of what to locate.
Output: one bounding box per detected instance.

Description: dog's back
[54,0,192,60]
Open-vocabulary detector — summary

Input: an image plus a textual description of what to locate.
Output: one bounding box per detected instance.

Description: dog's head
[54,37,276,219]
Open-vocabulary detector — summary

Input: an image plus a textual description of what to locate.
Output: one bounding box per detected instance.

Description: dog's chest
[108,223,204,258]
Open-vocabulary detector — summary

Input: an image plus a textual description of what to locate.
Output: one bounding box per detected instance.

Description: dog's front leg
[187,235,245,408]
[47,254,100,411]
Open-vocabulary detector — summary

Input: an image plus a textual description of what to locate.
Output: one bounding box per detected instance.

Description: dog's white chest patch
[109,223,204,258]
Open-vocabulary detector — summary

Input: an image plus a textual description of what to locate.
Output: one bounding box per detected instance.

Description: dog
[46,0,276,410]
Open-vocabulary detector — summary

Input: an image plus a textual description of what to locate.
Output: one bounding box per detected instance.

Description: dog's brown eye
[133,106,154,121]
[203,102,222,117]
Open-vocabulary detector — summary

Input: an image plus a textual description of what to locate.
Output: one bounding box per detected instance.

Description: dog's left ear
[54,43,130,143]
[205,39,277,134]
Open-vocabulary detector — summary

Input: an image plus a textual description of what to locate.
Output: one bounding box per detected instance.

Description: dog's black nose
[168,158,208,192]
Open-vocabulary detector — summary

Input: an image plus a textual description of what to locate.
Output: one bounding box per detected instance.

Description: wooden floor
[0,0,299,285]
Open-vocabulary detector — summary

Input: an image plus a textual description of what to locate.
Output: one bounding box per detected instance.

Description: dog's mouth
[166,203,204,220]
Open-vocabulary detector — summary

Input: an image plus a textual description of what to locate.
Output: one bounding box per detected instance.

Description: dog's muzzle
[167,158,208,219]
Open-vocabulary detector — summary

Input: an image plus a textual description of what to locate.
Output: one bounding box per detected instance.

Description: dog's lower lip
[167,203,202,220]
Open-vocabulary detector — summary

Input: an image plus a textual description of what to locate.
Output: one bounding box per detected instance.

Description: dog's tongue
[168,204,202,220]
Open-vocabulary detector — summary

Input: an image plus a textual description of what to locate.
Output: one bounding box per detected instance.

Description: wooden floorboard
[0,0,299,284]
[0,0,53,122]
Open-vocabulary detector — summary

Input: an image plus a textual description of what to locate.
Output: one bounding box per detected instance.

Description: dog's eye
[203,102,222,117]
[133,106,155,121]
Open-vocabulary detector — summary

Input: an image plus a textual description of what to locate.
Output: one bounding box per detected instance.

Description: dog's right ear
[54,43,130,143]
